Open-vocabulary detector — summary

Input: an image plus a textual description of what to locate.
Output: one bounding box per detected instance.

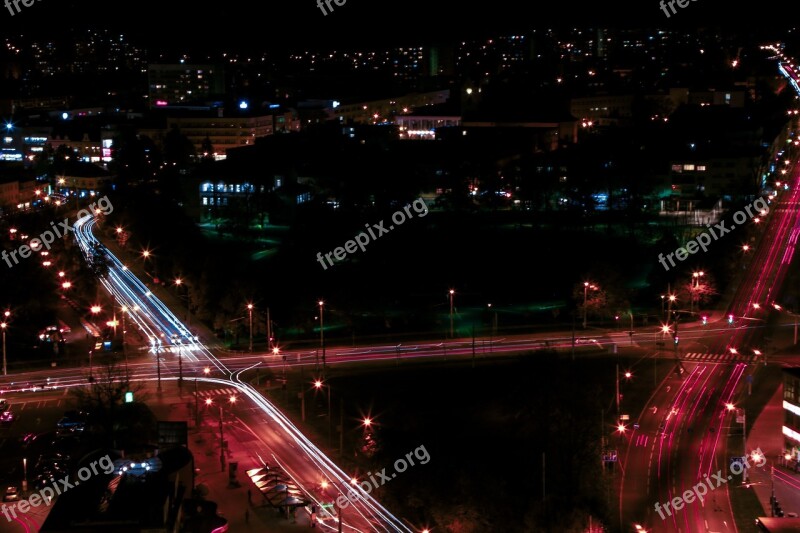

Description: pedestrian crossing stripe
[682,352,757,363]
[195,387,239,398]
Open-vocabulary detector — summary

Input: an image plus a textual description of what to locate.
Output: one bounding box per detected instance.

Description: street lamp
[583,282,598,329]
[247,303,254,352]
[318,300,325,373]
[691,271,704,314]
[174,278,190,326]
[488,303,497,353]
[120,306,129,381]
[1,317,7,376]
[726,403,748,482]
[449,290,455,337]
[315,379,333,444]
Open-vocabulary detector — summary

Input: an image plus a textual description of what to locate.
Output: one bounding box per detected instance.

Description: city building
[330,90,451,124]
[783,368,800,465]
[148,64,226,106]
[0,164,37,213]
[39,447,198,533]
[167,109,274,159]
[396,103,462,139]
[54,162,113,197]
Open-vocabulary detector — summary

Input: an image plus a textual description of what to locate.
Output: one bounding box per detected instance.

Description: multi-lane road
[620,58,800,533]
[70,215,413,533]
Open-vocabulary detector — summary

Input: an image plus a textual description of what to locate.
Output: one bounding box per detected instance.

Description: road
[620,58,800,533]
[69,215,413,533]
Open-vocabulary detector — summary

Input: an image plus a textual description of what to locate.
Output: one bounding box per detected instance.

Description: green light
[125,391,133,403]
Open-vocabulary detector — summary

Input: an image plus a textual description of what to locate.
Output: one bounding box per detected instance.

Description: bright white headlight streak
[73,216,410,532]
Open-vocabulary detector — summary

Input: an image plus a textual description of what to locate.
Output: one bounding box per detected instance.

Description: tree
[679,273,718,311]
[163,126,196,168]
[71,360,150,447]
[573,282,609,323]
[201,136,214,160]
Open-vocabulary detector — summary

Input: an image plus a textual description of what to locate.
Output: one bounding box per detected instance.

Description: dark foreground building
[38,446,222,533]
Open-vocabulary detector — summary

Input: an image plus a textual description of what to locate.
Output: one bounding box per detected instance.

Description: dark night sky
[6,0,786,49]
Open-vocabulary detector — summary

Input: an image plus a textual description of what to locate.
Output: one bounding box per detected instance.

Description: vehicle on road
[3,486,19,502]
[0,409,14,424]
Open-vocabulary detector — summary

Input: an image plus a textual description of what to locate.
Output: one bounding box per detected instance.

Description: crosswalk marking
[194,387,239,399]
[682,352,757,364]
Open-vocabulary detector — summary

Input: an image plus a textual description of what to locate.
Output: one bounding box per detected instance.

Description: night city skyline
[1,5,800,533]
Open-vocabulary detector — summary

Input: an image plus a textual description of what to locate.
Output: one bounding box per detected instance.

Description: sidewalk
[150,387,316,532]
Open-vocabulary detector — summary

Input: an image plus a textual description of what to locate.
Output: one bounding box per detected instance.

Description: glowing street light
[247,303,254,352]
[582,282,598,328]
[90,305,101,314]
[449,289,455,336]
[1,318,7,376]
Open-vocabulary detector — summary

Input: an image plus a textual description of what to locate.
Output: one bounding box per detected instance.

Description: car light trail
[72,216,410,532]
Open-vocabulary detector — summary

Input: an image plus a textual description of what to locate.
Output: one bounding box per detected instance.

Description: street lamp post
[616,363,620,420]
[727,403,748,482]
[449,289,455,338]
[156,341,162,392]
[120,306,129,381]
[218,403,225,469]
[247,304,254,352]
[583,283,597,329]
[175,278,190,327]
[315,379,333,445]
[319,300,325,374]
[691,271,704,314]
[1,316,7,376]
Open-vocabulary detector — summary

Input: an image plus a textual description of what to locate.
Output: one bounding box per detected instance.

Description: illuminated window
[683,164,695,171]
[671,164,682,172]
[697,165,707,172]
